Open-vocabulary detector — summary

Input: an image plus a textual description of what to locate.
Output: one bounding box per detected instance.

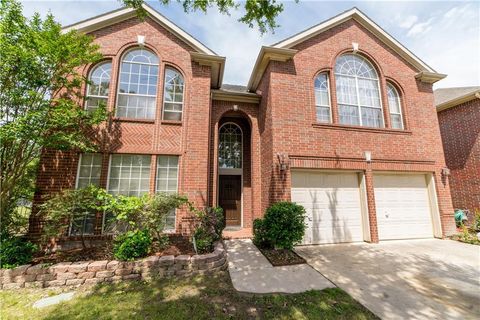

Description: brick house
[29,4,456,244]
[436,87,480,219]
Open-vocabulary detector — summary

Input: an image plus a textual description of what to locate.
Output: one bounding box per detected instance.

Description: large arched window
[218,123,242,169]
[335,54,383,128]
[117,48,159,119]
[387,83,404,129]
[162,67,184,121]
[85,61,111,111]
[314,73,331,123]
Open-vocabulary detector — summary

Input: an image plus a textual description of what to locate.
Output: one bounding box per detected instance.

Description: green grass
[0,271,378,319]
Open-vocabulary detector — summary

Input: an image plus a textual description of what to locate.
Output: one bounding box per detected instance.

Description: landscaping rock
[87,260,108,272]
[36,273,55,281]
[3,282,24,289]
[33,292,75,308]
[56,272,77,280]
[175,255,191,265]
[77,272,95,279]
[84,278,104,285]
[50,262,72,273]
[14,274,36,283]
[95,271,114,278]
[68,261,90,273]
[25,281,44,289]
[66,279,85,286]
[45,279,66,287]
[26,264,49,275]
[158,255,175,266]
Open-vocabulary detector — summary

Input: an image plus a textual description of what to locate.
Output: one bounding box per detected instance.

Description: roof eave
[191,52,226,89]
[211,89,261,104]
[415,71,447,84]
[247,46,298,92]
[436,90,480,112]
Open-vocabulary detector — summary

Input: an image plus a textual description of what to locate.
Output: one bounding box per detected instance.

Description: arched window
[387,83,404,129]
[85,61,111,111]
[117,48,159,119]
[162,68,184,121]
[218,123,242,169]
[314,73,331,123]
[335,54,384,128]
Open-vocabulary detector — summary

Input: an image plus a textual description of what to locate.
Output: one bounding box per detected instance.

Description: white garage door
[374,174,434,240]
[291,171,364,245]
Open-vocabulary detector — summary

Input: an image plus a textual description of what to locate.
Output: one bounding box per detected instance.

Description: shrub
[0,237,37,269]
[193,227,214,254]
[113,229,152,261]
[254,202,306,250]
[253,218,271,249]
[191,206,225,254]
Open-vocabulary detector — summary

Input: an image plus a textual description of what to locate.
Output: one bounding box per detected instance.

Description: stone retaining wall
[0,242,226,289]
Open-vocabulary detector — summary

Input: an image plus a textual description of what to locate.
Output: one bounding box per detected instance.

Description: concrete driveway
[295,239,480,320]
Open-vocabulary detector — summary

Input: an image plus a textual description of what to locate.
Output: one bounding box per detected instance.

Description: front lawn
[1,271,378,320]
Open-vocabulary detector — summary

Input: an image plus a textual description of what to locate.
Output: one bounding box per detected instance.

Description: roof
[62,3,216,55]
[220,84,248,93]
[212,84,260,103]
[247,7,446,91]
[434,86,480,112]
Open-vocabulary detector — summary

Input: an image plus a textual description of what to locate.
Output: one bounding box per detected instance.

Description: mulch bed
[258,247,306,266]
[31,234,196,265]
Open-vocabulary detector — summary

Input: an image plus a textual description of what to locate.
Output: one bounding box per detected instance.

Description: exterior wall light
[352,42,359,53]
[137,35,145,46]
[277,153,289,172]
[441,167,451,177]
[364,151,372,162]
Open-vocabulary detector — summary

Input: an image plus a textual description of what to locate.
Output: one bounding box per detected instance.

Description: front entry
[219,175,241,227]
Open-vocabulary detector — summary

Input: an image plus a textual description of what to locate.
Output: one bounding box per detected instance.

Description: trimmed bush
[193,227,214,254]
[113,230,152,261]
[0,237,37,269]
[254,202,306,250]
[191,206,225,254]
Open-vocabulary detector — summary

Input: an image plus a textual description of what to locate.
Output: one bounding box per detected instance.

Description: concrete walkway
[225,239,334,294]
[295,239,480,320]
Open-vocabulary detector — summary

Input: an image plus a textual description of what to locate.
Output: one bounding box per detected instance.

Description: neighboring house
[436,87,480,218]
[29,4,456,244]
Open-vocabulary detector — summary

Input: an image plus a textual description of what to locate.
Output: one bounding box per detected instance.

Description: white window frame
[387,83,404,130]
[106,154,151,197]
[84,61,111,112]
[71,153,103,236]
[155,155,180,232]
[115,48,159,119]
[218,122,243,174]
[335,54,385,128]
[314,72,332,123]
[162,67,185,121]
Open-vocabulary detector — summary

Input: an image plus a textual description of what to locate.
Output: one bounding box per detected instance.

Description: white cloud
[398,15,418,29]
[407,17,434,37]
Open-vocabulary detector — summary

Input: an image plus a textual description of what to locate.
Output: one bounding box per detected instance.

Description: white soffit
[272,7,436,73]
[62,3,216,56]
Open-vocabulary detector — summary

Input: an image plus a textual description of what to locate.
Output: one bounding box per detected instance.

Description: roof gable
[272,7,436,74]
[62,4,216,56]
[435,86,480,111]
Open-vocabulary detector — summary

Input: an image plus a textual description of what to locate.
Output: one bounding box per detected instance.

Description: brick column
[365,168,379,243]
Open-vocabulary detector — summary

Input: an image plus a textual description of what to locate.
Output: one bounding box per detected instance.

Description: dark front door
[219,175,241,227]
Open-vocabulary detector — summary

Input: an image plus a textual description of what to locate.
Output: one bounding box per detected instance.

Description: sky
[21,0,480,89]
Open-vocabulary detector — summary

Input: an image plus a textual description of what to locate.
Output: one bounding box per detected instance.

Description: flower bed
[0,242,226,290]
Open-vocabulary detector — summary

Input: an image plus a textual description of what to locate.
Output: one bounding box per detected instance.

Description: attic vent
[137,35,145,46]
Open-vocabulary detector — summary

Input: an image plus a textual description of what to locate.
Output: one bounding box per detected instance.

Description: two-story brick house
[29,4,456,244]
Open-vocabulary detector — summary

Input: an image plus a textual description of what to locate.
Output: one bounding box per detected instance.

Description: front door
[219,175,241,227]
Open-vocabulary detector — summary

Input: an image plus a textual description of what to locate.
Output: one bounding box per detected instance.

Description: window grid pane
[314,73,331,123]
[387,84,404,129]
[108,154,151,197]
[156,156,179,230]
[163,68,184,121]
[218,124,242,169]
[335,54,384,128]
[85,62,111,111]
[116,49,158,119]
[77,153,103,188]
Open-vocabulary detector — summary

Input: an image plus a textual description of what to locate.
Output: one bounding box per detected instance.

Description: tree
[0,0,106,235]
[123,0,291,34]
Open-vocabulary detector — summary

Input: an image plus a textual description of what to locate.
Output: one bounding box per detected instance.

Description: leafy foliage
[0,0,106,236]
[253,202,306,250]
[0,236,37,268]
[40,185,113,249]
[123,0,291,34]
[113,229,152,261]
[192,206,224,254]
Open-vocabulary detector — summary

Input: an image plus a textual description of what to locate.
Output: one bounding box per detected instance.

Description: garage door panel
[291,171,364,245]
[374,174,433,241]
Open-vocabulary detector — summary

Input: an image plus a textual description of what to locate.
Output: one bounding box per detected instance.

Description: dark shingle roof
[434,86,480,106]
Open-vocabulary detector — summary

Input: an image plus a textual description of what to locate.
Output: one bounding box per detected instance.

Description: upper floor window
[387,83,404,129]
[314,73,331,123]
[85,62,111,111]
[218,123,242,169]
[162,68,184,121]
[335,54,384,128]
[117,48,159,119]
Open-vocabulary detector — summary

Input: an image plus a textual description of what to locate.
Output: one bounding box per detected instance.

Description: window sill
[113,117,155,123]
[161,120,182,126]
[312,123,412,135]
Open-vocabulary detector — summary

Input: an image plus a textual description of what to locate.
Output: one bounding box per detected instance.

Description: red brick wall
[438,99,480,215]
[30,16,212,236]
[257,19,456,236]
